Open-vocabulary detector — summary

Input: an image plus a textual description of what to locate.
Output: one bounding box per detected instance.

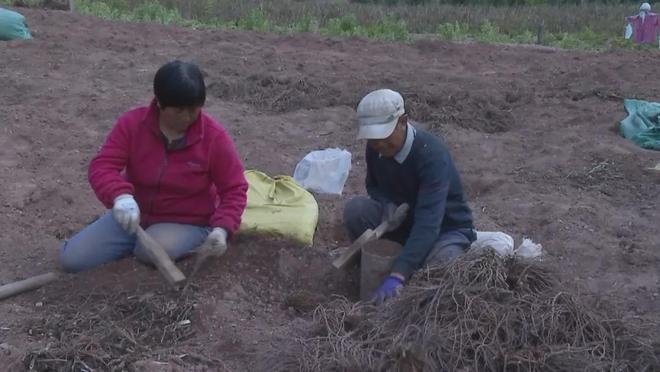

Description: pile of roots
[269,251,659,371]
[23,291,222,371]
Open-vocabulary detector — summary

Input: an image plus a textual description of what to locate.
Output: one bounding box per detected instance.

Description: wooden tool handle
[0,272,60,301]
[136,227,186,286]
[332,228,378,270]
[373,203,410,239]
[332,203,410,270]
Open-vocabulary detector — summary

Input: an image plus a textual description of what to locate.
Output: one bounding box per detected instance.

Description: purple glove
[372,275,404,304]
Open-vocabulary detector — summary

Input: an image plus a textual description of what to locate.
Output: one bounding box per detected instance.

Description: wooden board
[0,272,60,300]
[332,228,378,269]
[136,227,186,286]
[331,203,409,270]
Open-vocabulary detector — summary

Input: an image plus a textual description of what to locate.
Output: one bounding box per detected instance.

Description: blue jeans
[59,211,210,273]
[343,196,474,267]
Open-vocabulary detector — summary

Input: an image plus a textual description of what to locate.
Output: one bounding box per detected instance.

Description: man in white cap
[344,88,476,304]
[626,2,659,44]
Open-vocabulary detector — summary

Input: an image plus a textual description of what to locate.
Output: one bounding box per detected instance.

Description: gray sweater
[365,127,475,276]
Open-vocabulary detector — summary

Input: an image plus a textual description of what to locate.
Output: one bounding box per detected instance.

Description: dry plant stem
[22,291,219,371]
[265,251,659,372]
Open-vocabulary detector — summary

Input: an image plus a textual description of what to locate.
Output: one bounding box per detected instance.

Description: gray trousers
[59,211,210,273]
[343,196,474,267]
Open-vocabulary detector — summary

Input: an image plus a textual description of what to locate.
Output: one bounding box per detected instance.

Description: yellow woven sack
[239,170,319,246]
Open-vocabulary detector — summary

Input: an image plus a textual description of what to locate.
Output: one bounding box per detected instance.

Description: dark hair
[153,60,206,108]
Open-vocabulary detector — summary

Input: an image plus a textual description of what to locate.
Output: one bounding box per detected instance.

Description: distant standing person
[626,3,659,45]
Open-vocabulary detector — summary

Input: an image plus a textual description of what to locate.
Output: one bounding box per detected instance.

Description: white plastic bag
[470,231,514,256]
[293,148,351,195]
[624,23,633,39]
[514,238,543,259]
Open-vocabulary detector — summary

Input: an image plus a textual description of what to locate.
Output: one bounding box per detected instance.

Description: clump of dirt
[265,251,659,371]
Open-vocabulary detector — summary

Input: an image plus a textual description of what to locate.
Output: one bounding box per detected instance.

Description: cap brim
[356,119,398,140]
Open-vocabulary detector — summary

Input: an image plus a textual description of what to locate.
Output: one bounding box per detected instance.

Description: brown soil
[1,7,659,371]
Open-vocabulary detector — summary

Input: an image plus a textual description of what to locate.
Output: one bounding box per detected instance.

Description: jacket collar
[393,122,416,164]
[141,98,205,147]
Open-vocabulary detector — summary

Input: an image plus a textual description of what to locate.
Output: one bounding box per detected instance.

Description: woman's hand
[112,194,140,234]
[204,227,228,256]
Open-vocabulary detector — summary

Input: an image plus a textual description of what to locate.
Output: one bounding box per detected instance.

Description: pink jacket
[88,101,248,235]
[627,12,659,44]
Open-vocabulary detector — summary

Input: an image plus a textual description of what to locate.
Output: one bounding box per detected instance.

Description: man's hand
[381,202,409,232]
[204,227,228,257]
[112,194,140,234]
[381,203,396,224]
[372,274,405,304]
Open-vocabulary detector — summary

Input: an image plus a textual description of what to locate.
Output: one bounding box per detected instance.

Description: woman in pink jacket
[60,60,248,272]
[627,2,659,44]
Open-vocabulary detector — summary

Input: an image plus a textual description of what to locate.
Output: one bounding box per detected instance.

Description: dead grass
[23,291,227,371]
[265,251,659,371]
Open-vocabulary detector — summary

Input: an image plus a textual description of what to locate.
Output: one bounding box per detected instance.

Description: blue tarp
[619,99,660,150]
[0,7,31,41]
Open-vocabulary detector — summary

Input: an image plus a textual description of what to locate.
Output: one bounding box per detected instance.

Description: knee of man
[343,197,369,224]
[427,244,466,266]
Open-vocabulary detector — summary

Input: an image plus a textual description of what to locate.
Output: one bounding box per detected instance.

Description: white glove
[204,227,228,256]
[112,194,140,234]
[381,202,409,233]
[381,202,398,232]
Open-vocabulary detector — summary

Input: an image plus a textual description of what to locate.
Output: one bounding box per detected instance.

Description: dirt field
[1,7,659,371]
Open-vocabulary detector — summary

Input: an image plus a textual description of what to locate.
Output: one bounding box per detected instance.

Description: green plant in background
[364,15,409,41]
[436,21,469,41]
[436,20,536,45]
[547,32,582,49]
[476,20,512,43]
[195,0,216,22]
[546,28,609,50]
[321,14,363,37]
[319,14,409,40]
[512,30,535,43]
[8,0,652,51]
[76,0,182,23]
[608,35,656,50]
[76,0,127,20]
[79,0,114,19]
[236,7,272,31]
[132,0,182,23]
[100,0,127,12]
[0,0,35,6]
[287,15,318,33]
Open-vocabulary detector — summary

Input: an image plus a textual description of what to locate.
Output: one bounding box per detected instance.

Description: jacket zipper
[146,144,169,225]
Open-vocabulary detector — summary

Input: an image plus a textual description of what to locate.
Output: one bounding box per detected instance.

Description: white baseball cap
[356,89,405,140]
[640,2,651,11]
